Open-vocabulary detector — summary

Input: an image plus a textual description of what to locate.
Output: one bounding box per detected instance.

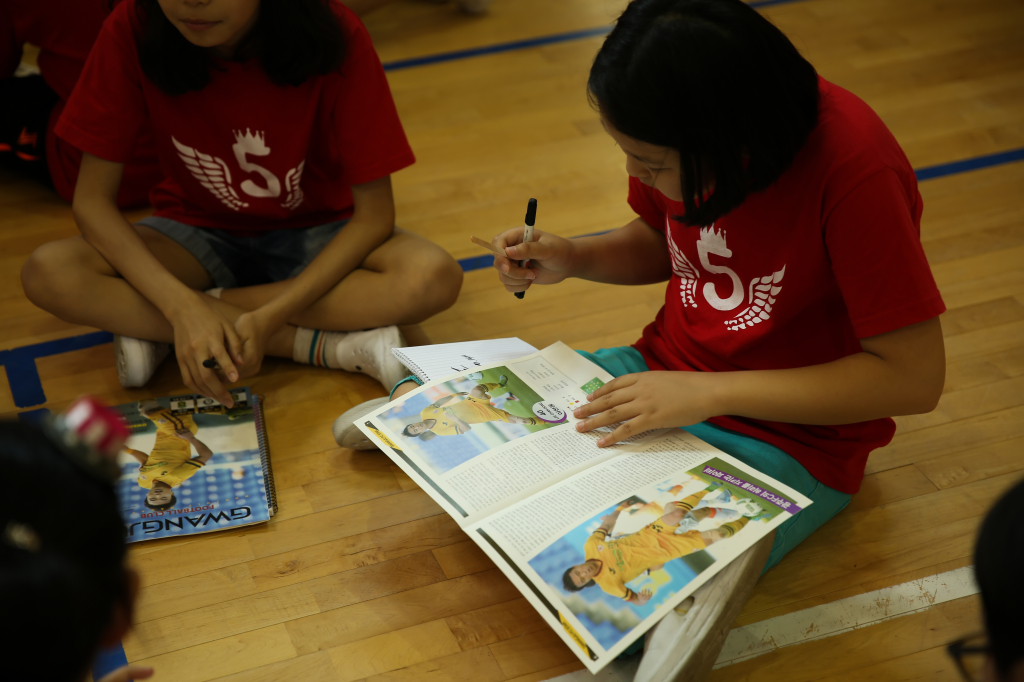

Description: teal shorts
[579,346,851,572]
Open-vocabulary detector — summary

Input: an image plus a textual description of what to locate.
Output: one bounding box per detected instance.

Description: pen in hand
[515,198,537,300]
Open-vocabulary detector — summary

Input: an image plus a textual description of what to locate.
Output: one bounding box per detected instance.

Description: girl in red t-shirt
[21,0,463,406]
[484,0,944,673]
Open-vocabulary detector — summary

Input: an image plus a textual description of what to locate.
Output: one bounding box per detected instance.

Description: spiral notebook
[392,338,539,382]
[110,387,277,544]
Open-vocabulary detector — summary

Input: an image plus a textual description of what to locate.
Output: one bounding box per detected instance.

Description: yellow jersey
[584,523,706,600]
[137,408,204,489]
[420,396,511,436]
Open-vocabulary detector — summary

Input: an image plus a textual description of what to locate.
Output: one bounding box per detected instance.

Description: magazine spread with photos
[357,343,812,672]
[112,387,277,544]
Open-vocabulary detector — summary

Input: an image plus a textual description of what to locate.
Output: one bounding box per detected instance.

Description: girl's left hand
[573,372,721,447]
[233,312,273,379]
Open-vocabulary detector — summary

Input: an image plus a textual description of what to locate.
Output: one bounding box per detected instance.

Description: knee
[21,241,86,311]
[405,249,463,318]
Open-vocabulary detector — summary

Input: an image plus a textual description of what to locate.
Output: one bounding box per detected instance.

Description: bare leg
[636,532,775,682]
[218,228,462,331]
[21,227,296,357]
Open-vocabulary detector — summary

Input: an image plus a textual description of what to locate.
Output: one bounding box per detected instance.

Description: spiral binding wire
[252,394,278,516]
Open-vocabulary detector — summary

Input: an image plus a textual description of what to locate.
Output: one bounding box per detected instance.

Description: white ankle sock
[293,327,347,368]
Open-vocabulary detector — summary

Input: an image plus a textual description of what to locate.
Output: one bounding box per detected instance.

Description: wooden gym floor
[3,0,1023,679]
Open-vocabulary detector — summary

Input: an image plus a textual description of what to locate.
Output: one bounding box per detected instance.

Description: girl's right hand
[168,300,243,407]
[491,227,577,294]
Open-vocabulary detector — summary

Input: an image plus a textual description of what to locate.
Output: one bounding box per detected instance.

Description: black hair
[401,425,436,441]
[588,0,820,227]
[143,490,177,512]
[0,420,128,682]
[562,566,594,593]
[974,477,1024,677]
[133,0,347,96]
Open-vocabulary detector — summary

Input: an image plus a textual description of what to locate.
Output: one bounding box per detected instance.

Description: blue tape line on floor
[915,147,1024,181]
[1,331,113,408]
[382,0,806,73]
[92,643,129,681]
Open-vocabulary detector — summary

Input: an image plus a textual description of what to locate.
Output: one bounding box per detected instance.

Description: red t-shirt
[56,0,414,232]
[1,0,159,205]
[628,78,945,494]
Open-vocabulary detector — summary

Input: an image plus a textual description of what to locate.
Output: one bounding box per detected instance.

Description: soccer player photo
[375,366,562,475]
[114,394,270,539]
[527,464,778,650]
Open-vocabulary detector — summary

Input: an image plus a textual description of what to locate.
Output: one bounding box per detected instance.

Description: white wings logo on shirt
[666,218,786,331]
[173,131,306,211]
[282,161,305,210]
[724,266,785,331]
[666,218,700,308]
[173,136,248,211]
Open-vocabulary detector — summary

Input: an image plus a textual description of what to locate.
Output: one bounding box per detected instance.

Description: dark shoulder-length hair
[0,420,127,681]
[588,0,820,226]
[134,0,347,96]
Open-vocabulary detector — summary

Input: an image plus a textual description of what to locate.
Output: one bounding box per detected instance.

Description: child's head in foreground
[974,478,1024,681]
[0,420,136,681]
[588,0,820,227]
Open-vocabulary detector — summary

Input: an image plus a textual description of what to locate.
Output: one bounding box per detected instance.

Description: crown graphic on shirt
[233,128,268,149]
[698,226,728,250]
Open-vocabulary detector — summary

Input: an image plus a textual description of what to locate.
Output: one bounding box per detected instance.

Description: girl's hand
[169,302,243,407]
[491,227,577,294]
[234,311,273,380]
[573,372,721,447]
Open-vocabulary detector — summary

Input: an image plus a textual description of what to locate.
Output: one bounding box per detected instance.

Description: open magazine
[358,343,811,672]
[112,387,277,544]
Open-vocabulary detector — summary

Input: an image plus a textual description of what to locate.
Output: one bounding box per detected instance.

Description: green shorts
[579,346,852,572]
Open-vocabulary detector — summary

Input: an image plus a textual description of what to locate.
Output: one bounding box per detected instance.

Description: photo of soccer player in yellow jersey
[561,483,759,605]
[375,366,561,475]
[401,375,538,441]
[526,465,784,651]
[123,399,215,512]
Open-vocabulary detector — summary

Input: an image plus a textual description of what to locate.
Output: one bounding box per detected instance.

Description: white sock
[205,287,224,299]
[293,327,347,368]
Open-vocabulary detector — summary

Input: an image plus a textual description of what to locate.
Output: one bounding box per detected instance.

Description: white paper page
[358,343,666,524]
[392,338,539,382]
[466,430,812,673]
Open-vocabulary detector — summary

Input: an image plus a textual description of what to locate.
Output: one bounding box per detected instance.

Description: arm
[233,176,395,365]
[173,429,214,464]
[124,448,149,465]
[73,153,243,403]
[576,317,946,446]
[598,508,624,534]
[431,393,466,409]
[626,588,653,607]
[490,217,671,294]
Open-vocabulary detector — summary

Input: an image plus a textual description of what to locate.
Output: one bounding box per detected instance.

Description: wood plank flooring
[3,0,1023,679]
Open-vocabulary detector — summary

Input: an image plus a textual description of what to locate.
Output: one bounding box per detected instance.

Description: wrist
[702,371,736,418]
[163,289,206,324]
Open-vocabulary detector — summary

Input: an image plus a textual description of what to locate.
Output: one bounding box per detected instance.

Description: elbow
[905,364,946,416]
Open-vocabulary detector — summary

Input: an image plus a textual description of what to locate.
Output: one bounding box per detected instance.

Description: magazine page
[358,343,669,523]
[113,388,272,543]
[466,429,812,673]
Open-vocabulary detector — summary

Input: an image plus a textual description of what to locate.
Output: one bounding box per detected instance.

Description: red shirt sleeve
[54,3,145,164]
[327,9,415,186]
[627,176,667,232]
[825,167,945,339]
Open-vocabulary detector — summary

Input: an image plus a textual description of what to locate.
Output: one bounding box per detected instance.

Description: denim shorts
[138,216,349,289]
